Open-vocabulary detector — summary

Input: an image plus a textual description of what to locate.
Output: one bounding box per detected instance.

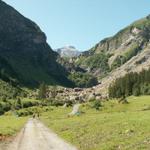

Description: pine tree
[109,68,150,98]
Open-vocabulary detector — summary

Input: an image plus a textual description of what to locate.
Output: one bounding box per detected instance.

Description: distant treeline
[109,68,150,98]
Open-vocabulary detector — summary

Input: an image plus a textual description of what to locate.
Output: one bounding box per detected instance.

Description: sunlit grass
[0,116,28,136]
[41,96,150,150]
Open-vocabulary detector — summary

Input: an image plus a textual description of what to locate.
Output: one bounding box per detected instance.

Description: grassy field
[0,116,27,138]
[41,96,150,150]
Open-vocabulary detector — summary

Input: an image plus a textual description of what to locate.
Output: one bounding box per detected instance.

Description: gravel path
[4,119,77,150]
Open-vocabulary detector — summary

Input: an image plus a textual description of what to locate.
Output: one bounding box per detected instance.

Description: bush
[92,100,102,110]
[38,82,47,100]
[0,103,4,115]
[16,106,53,117]
[140,83,150,95]
[22,99,41,108]
[51,100,64,107]
[14,98,22,110]
[65,100,73,107]
[133,87,140,96]
[0,98,42,116]
[0,102,11,115]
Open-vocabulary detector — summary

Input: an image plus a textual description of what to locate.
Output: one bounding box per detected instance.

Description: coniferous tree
[109,68,150,98]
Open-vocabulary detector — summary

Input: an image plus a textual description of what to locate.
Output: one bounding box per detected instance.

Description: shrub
[51,100,64,107]
[16,106,53,117]
[15,98,22,110]
[92,100,102,110]
[133,87,140,96]
[22,100,41,108]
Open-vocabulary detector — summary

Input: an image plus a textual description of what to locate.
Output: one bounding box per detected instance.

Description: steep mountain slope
[0,0,72,87]
[76,15,150,79]
[56,46,81,58]
[73,15,150,97]
[0,79,23,100]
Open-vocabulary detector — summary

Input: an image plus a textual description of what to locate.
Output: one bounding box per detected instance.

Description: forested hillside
[109,69,150,98]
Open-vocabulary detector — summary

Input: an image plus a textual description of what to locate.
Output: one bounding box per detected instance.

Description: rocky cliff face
[73,15,150,97]
[76,15,150,77]
[0,0,72,87]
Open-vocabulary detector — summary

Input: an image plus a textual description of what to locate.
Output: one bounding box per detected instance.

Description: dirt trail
[3,119,77,150]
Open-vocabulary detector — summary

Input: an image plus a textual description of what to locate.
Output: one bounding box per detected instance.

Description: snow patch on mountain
[55,46,81,58]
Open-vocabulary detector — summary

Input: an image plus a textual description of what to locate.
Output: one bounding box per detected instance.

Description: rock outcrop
[73,15,150,97]
[76,15,150,77]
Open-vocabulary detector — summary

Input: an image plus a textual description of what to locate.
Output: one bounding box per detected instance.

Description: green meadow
[0,96,149,149]
[41,96,150,150]
[0,116,27,137]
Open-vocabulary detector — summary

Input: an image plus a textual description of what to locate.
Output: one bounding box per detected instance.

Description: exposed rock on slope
[76,15,150,78]
[0,0,72,87]
[95,44,150,96]
[73,15,150,97]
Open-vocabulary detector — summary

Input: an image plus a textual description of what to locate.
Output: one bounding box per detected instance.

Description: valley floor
[0,116,27,138]
[0,116,27,150]
[2,119,77,150]
[41,96,150,150]
[0,96,150,150]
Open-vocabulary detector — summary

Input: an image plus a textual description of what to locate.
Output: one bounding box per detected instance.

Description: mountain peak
[55,46,81,58]
[64,45,76,49]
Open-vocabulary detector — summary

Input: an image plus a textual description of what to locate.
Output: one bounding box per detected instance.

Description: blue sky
[3,0,150,51]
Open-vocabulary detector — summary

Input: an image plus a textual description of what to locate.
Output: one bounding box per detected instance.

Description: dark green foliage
[109,68,150,98]
[0,104,4,115]
[0,56,18,84]
[133,86,140,96]
[50,100,64,107]
[84,53,110,71]
[38,83,47,100]
[0,1,73,88]
[140,83,150,95]
[65,100,73,107]
[50,86,57,99]
[77,53,110,74]
[14,98,22,110]
[22,100,41,108]
[16,106,51,117]
[0,79,23,100]
[0,102,11,115]
[0,79,40,115]
[68,72,98,88]
[92,100,102,110]
[0,99,42,115]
